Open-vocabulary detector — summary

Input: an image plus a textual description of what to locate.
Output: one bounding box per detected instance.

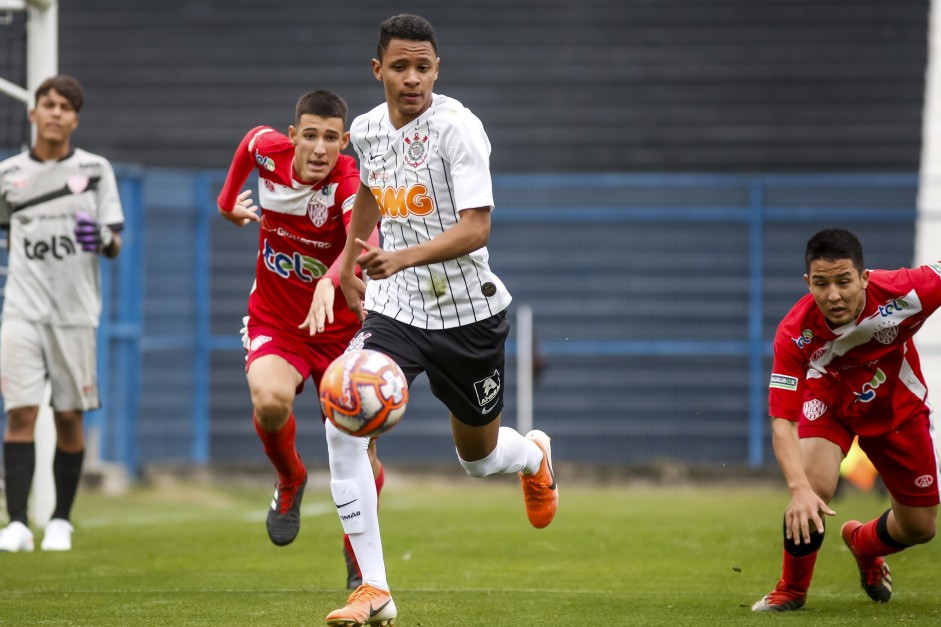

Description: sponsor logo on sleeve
[928,261,941,278]
[791,329,814,348]
[769,373,799,391]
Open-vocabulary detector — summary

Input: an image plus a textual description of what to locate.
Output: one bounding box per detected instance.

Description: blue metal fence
[56,171,920,474]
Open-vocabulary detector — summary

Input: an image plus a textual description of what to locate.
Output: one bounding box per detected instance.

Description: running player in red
[216,90,381,589]
[752,228,940,611]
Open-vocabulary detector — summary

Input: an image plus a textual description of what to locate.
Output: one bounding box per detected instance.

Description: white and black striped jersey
[351,93,512,329]
[0,149,124,326]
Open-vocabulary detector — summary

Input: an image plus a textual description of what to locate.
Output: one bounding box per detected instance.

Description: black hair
[295,90,348,127]
[377,14,437,59]
[35,75,84,112]
[804,228,865,273]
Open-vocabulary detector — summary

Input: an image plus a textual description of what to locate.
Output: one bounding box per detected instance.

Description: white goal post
[0,0,58,527]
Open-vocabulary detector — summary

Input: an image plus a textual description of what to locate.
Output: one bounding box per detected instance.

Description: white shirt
[0,148,124,326]
[351,93,512,329]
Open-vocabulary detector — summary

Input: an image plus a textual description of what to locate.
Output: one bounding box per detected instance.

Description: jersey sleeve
[768,331,806,421]
[441,109,494,212]
[905,262,941,315]
[97,158,125,230]
[217,126,271,212]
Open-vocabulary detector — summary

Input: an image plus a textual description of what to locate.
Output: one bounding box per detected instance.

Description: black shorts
[347,311,510,426]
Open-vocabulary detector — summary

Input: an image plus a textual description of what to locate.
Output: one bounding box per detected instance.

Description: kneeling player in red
[753,228,940,612]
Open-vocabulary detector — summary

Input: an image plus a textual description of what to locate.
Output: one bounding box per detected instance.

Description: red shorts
[245,324,350,406]
[800,410,940,507]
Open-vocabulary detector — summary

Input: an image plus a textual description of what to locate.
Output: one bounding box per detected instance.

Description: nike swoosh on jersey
[481,402,498,414]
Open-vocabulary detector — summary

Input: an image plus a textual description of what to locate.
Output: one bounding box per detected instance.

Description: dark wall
[0,0,931,172]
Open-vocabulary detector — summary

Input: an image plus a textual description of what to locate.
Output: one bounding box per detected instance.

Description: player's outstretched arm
[355,206,491,281]
[217,130,262,227]
[217,189,259,227]
[339,182,382,321]
[771,417,836,545]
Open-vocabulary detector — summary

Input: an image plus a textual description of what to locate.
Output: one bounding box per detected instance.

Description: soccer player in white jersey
[217,90,382,590]
[324,14,558,625]
[0,75,124,552]
[752,229,940,612]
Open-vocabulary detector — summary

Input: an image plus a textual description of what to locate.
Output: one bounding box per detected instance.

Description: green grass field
[2,475,940,626]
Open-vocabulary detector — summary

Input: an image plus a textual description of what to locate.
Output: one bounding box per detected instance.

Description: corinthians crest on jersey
[404,132,430,168]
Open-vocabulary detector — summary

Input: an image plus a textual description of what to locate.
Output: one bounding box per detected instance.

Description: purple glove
[74,211,114,253]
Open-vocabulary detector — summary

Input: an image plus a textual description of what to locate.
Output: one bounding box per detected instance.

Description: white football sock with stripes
[325,420,388,591]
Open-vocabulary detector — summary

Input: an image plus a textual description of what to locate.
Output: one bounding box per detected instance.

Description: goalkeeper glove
[74,211,114,253]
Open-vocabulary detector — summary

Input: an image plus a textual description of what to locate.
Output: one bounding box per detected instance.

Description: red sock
[781,549,817,594]
[851,516,907,562]
[254,413,306,485]
[375,462,386,499]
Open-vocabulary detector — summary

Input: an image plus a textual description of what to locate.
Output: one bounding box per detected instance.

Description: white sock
[458,426,543,477]
[325,420,388,591]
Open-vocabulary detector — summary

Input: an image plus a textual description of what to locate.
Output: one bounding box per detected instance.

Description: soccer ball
[319,349,408,437]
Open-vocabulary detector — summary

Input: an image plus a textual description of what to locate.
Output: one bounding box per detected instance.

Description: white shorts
[0,318,99,412]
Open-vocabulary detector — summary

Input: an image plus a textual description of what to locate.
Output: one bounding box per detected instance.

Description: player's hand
[354,238,403,280]
[74,211,114,253]
[784,485,835,545]
[218,189,260,227]
[340,273,367,322]
[300,279,336,336]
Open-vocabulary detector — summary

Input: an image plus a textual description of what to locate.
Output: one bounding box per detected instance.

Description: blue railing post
[113,168,144,473]
[192,174,212,465]
[747,180,766,467]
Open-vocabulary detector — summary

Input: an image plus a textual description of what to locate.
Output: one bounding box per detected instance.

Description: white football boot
[0,521,35,552]
[41,518,74,551]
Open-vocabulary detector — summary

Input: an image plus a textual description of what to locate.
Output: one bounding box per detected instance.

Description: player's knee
[252,393,291,429]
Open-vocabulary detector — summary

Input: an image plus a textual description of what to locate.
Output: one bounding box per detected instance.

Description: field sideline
[1,475,940,626]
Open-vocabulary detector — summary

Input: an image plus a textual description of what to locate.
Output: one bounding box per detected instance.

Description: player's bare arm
[218,189,260,227]
[339,182,383,320]
[355,206,491,281]
[771,417,835,544]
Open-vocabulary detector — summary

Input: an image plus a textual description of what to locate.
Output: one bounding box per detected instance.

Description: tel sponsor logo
[262,239,328,282]
[769,373,798,391]
[878,297,908,318]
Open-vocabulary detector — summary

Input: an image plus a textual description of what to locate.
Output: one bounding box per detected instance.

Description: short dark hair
[35,75,84,112]
[804,228,865,273]
[377,14,437,59]
[294,90,348,127]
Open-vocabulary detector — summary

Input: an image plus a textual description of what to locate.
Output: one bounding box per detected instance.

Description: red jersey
[769,263,941,436]
[218,126,360,344]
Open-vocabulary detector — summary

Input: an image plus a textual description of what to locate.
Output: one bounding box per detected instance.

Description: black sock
[3,442,35,525]
[51,448,84,521]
